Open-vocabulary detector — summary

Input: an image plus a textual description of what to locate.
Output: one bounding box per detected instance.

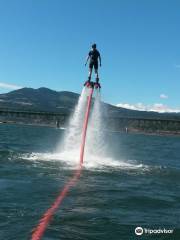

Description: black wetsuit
[88,49,100,70]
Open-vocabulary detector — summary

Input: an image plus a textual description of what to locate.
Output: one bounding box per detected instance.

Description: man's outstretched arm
[99,54,101,66]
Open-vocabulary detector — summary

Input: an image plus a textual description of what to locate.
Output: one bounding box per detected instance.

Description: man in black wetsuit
[85,43,101,84]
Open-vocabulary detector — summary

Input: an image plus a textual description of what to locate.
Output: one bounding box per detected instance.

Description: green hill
[0,87,180,121]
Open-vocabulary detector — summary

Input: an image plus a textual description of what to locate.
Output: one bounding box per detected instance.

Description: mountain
[0,87,79,114]
[0,87,180,120]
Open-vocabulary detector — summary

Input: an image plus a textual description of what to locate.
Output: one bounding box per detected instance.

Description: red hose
[79,87,93,165]
[31,87,94,240]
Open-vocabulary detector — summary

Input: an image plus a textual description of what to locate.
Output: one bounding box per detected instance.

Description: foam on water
[21,151,150,172]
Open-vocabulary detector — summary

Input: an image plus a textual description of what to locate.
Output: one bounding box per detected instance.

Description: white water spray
[85,90,106,157]
[59,88,88,152]
[22,87,150,171]
[55,87,93,165]
[55,87,107,166]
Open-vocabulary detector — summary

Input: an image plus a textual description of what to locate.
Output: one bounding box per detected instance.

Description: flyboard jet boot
[84,76,91,87]
[84,78,101,89]
[94,77,101,89]
[84,77,94,88]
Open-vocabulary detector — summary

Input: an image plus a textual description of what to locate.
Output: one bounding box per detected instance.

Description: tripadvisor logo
[135,227,143,236]
[135,226,174,236]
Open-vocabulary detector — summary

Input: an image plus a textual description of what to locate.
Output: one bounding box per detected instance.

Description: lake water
[0,124,180,240]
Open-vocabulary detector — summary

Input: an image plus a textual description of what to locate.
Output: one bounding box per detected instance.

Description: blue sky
[0,0,180,112]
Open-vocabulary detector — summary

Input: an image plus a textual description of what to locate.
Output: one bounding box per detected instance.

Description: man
[85,43,101,85]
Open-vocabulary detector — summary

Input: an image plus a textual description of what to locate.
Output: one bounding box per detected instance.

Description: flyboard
[84,78,101,89]
[31,79,101,240]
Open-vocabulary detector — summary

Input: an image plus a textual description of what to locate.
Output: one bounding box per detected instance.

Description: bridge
[0,109,180,134]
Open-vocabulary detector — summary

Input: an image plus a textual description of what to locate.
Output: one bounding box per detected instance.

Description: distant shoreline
[1,121,180,137]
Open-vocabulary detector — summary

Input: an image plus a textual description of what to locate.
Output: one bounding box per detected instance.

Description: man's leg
[84,66,92,86]
[94,61,99,82]
[95,69,99,82]
[88,67,92,81]
[94,66,101,88]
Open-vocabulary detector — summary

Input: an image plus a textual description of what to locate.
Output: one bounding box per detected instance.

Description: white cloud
[116,102,180,113]
[116,102,145,111]
[160,94,168,99]
[0,82,22,90]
